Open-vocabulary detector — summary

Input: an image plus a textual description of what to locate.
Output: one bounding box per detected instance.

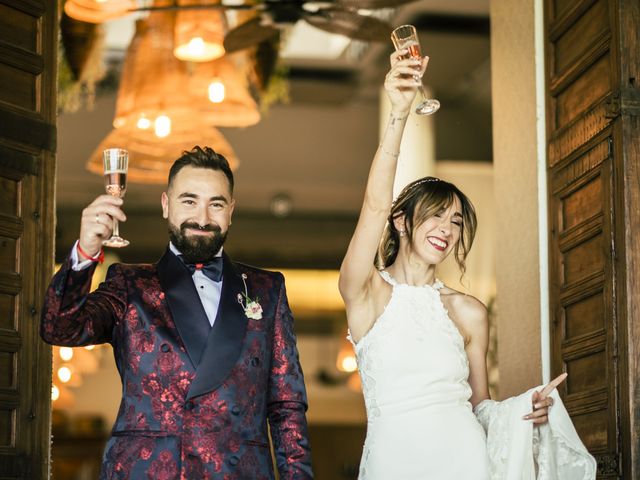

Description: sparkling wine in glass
[391,25,440,115]
[102,148,129,247]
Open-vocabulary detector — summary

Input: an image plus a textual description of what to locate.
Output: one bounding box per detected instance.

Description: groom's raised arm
[41,248,127,347]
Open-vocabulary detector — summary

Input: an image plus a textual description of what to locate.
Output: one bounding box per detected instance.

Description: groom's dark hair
[168,145,234,194]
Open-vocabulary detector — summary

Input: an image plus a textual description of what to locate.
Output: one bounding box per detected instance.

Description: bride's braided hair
[376,176,477,273]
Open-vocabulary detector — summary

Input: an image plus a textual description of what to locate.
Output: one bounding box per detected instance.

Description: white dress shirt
[71,241,223,327]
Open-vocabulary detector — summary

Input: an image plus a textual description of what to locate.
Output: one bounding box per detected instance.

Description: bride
[338,49,596,479]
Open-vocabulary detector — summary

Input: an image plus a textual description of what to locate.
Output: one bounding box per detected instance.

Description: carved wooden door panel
[0,0,57,478]
[545,0,639,478]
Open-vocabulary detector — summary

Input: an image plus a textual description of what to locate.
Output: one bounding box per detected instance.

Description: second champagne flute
[391,24,441,115]
[103,148,129,247]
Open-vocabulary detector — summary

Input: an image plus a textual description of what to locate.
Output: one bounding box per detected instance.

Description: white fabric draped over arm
[473,387,597,479]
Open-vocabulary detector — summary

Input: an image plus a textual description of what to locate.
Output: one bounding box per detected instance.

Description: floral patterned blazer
[41,248,313,479]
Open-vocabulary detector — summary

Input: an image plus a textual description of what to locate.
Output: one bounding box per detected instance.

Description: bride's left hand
[523,373,568,424]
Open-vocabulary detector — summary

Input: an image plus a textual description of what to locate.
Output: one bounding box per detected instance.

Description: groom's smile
[161,165,235,263]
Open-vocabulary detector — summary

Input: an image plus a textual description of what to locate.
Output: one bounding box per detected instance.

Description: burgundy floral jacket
[41,248,313,479]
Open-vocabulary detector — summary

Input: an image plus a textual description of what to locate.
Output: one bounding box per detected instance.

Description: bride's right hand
[384,50,428,115]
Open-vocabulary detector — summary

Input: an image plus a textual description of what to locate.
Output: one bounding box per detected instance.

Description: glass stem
[413,73,428,100]
[418,84,428,101]
[112,218,120,238]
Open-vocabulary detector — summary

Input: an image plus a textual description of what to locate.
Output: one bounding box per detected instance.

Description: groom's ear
[161,192,169,219]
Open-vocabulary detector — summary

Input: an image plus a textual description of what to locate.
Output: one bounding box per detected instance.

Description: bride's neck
[387,252,437,286]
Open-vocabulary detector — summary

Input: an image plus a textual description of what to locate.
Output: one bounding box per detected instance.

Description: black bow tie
[180,256,223,282]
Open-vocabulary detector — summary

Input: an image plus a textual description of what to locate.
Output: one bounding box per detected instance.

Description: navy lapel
[187,252,248,400]
[156,248,211,369]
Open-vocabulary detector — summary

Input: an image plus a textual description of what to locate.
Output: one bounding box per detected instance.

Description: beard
[168,221,227,264]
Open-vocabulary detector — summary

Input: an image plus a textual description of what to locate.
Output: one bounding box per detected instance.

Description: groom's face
[161,166,235,263]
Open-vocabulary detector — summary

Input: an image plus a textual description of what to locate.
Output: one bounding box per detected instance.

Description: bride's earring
[399,229,406,237]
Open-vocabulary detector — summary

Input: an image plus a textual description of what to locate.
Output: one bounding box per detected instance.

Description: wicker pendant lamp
[84,5,256,183]
[174,0,227,62]
[113,8,260,135]
[86,125,239,184]
[63,0,137,24]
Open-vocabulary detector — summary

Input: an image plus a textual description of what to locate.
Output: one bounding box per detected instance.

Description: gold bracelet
[378,144,400,158]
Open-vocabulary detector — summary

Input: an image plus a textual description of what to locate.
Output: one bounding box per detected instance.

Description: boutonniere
[237,274,263,320]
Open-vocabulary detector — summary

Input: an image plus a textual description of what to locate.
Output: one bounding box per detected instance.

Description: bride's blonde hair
[376,177,477,273]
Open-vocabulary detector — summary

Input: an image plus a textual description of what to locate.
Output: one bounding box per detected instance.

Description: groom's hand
[523,372,568,424]
[78,195,126,258]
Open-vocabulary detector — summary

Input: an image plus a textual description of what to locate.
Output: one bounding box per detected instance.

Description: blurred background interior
[52,0,495,477]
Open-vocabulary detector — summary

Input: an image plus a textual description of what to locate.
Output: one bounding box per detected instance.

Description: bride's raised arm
[338,51,426,308]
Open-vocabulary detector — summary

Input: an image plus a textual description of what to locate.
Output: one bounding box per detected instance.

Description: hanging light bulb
[208,78,225,103]
[174,0,227,62]
[59,347,74,362]
[136,114,152,130]
[154,115,172,138]
[185,37,206,57]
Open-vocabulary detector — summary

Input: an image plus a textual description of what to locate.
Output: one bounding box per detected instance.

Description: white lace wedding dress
[351,270,489,479]
[350,270,596,480]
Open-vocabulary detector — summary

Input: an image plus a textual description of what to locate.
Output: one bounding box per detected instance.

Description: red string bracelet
[77,242,105,264]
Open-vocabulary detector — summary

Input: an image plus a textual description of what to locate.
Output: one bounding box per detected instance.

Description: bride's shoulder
[440,287,488,326]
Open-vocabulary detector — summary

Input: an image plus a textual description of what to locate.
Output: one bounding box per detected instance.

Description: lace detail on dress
[378,269,444,291]
[474,391,596,479]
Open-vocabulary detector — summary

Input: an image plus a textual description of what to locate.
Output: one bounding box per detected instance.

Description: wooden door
[545,0,639,478]
[0,0,57,478]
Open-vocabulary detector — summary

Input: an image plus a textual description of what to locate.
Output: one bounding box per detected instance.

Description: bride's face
[397,196,463,266]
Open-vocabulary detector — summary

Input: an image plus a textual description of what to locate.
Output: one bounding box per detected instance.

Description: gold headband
[391,176,441,209]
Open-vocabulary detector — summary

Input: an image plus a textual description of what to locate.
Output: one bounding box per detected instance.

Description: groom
[41,146,313,479]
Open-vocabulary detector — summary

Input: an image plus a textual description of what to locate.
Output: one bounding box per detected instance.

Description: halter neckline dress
[351,270,489,479]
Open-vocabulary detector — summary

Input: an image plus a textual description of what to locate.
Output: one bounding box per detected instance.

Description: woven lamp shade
[64,0,137,24]
[86,126,239,184]
[113,10,260,133]
[174,0,227,62]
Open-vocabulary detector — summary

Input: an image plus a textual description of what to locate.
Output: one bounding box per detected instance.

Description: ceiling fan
[219,0,419,53]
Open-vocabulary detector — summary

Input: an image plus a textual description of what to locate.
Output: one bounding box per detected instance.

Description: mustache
[180,222,221,233]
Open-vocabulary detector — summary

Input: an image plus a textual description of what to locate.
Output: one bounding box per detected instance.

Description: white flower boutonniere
[238,274,263,320]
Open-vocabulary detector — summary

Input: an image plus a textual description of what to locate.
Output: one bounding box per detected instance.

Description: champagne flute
[102,148,129,247]
[391,25,440,115]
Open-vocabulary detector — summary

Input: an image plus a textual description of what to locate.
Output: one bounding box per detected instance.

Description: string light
[51,384,60,401]
[58,366,72,384]
[59,347,74,361]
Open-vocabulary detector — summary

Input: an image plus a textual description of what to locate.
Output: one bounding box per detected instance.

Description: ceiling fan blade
[224,17,280,53]
[336,0,418,8]
[304,9,392,42]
